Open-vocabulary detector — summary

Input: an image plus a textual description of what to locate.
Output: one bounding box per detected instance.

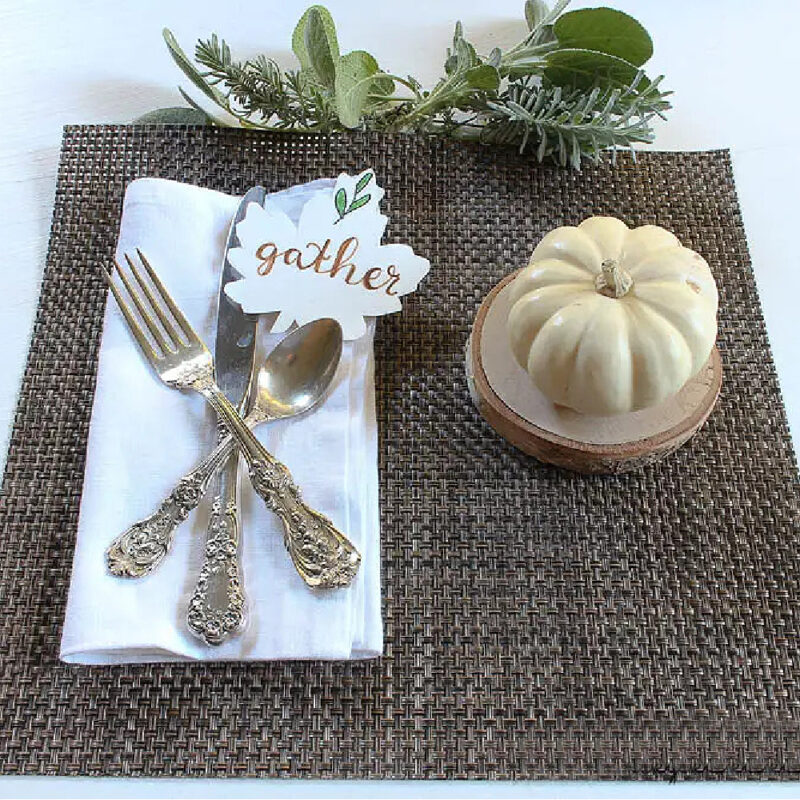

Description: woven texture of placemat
[1,126,799,780]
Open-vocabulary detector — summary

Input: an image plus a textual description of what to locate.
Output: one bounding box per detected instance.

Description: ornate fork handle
[103,251,358,589]
[106,468,217,578]
[105,412,259,578]
[198,382,361,589]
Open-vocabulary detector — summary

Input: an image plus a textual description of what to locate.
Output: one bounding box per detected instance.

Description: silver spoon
[105,318,344,580]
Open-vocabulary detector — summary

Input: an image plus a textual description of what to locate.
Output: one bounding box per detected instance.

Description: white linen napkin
[60,177,382,663]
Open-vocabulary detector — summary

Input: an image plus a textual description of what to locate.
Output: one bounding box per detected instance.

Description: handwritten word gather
[255,236,400,295]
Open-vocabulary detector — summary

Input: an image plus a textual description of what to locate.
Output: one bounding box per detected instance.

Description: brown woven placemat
[1,126,799,780]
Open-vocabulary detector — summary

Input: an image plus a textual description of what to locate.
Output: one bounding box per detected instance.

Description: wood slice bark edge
[466,271,723,475]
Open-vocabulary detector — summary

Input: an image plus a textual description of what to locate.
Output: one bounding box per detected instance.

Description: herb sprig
[154,1,670,169]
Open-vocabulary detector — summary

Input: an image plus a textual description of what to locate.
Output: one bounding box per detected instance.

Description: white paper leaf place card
[225,169,430,339]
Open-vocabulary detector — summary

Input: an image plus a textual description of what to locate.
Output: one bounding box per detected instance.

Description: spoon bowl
[253,318,343,420]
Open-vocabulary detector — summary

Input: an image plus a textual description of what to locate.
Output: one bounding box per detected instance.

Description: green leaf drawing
[334,188,347,218]
[355,171,373,194]
[347,194,371,213]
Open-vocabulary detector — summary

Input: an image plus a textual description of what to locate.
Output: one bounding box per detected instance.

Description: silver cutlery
[187,187,261,646]
[105,319,343,581]
[102,249,361,589]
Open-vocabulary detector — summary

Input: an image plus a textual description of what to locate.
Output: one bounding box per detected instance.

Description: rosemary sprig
[156,1,671,169]
[476,76,668,168]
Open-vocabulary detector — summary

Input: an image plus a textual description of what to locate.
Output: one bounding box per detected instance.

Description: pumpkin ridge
[567,302,630,413]
[625,292,692,344]
[624,297,696,388]
[622,244,688,274]
[633,278,717,303]
[577,216,628,264]
[530,227,603,275]
[624,307,637,412]
[507,284,595,369]
[527,257,596,282]
[528,281,594,295]
[530,255,596,277]
[527,299,599,405]
[631,288,716,373]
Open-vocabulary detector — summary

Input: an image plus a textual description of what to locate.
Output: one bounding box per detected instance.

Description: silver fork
[103,250,361,589]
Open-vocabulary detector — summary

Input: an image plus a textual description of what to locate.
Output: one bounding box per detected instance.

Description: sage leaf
[178,87,228,126]
[335,188,347,217]
[334,50,382,128]
[466,64,500,92]
[525,0,549,31]
[371,73,395,99]
[355,171,373,193]
[347,194,371,213]
[163,28,224,104]
[553,8,653,67]
[455,36,479,71]
[292,5,340,87]
[133,106,210,125]
[444,21,465,76]
[305,8,338,90]
[545,48,644,91]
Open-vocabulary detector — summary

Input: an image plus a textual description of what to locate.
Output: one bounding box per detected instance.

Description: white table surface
[2,0,799,797]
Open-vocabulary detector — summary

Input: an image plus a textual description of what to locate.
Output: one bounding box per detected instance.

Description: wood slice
[466,271,722,474]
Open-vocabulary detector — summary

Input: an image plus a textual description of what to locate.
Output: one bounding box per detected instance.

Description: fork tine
[136,249,198,343]
[114,257,175,353]
[123,253,180,351]
[103,266,160,363]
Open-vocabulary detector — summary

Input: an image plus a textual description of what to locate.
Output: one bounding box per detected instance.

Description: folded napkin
[60,177,382,663]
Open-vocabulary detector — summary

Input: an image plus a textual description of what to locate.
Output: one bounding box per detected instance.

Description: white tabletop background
[2,0,799,797]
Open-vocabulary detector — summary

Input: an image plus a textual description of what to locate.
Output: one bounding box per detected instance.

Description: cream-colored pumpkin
[507,217,718,415]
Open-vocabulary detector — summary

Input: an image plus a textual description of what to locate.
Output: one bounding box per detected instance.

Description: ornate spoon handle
[198,382,361,589]
[248,458,361,588]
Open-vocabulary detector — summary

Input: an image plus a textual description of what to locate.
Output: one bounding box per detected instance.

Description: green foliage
[544,48,643,90]
[132,106,211,124]
[480,76,663,168]
[160,1,671,168]
[299,7,339,90]
[553,8,652,66]
[334,51,385,128]
[292,6,340,84]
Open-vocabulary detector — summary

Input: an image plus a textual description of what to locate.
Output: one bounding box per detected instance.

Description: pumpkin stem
[595,258,633,298]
